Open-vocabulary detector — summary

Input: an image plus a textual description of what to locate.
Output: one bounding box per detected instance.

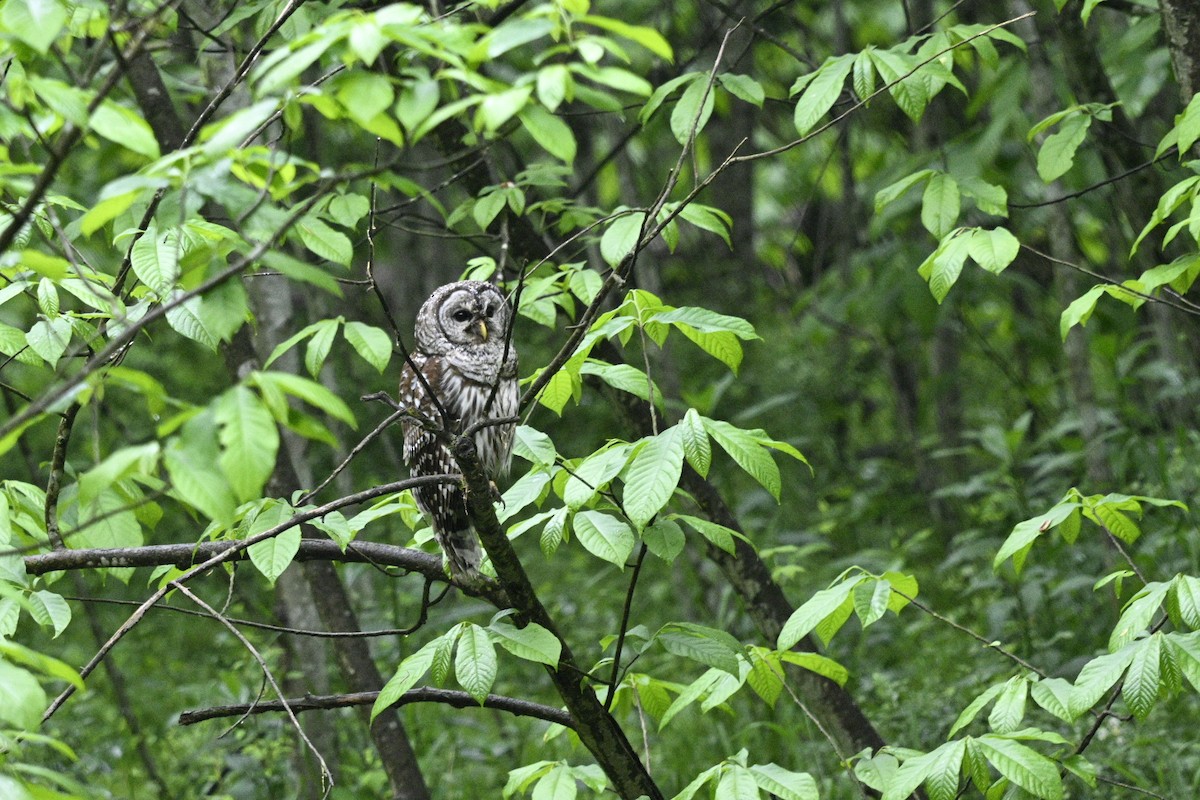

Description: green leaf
[987,676,1029,734]
[875,169,935,213]
[488,621,561,667]
[948,683,1005,738]
[973,735,1063,800]
[718,73,765,107]
[304,318,339,378]
[921,173,961,238]
[250,371,357,428]
[0,0,67,53]
[778,651,849,685]
[1174,92,1200,155]
[456,623,498,704]
[580,15,673,60]
[27,590,71,638]
[247,504,300,586]
[643,518,685,563]
[297,216,353,266]
[967,227,1020,274]
[214,385,279,504]
[130,223,181,297]
[0,661,46,730]
[600,211,646,268]
[573,510,635,566]
[1059,284,1107,339]
[89,100,160,159]
[479,85,532,132]
[1069,644,1138,718]
[532,764,577,800]
[924,739,966,800]
[777,576,862,650]
[343,321,392,373]
[670,75,716,145]
[1110,581,1170,651]
[520,104,577,163]
[372,638,440,720]
[715,764,759,800]
[564,444,629,509]
[650,307,757,339]
[24,317,71,368]
[1030,677,1074,721]
[702,418,781,501]
[657,622,744,675]
[623,426,684,529]
[792,54,853,136]
[680,408,711,477]
[164,415,237,525]
[881,748,939,800]
[851,579,889,629]
[1037,113,1091,183]
[673,514,739,554]
[512,426,556,469]
[639,72,702,125]
[748,764,817,800]
[675,203,734,248]
[1122,633,1162,721]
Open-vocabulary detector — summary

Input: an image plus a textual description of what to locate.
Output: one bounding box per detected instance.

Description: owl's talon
[489,479,504,506]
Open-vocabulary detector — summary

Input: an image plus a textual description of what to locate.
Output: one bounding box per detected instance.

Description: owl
[398,281,519,581]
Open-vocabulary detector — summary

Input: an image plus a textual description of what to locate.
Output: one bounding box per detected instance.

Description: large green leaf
[214,385,279,504]
[572,510,634,567]
[456,623,498,704]
[623,426,684,530]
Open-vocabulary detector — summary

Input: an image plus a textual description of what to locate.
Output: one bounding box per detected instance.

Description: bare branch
[178,687,574,729]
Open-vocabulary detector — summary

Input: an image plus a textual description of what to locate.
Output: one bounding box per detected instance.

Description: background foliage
[2,0,1199,799]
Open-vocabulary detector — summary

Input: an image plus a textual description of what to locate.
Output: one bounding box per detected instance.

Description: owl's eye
[452,309,472,322]
[484,305,495,318]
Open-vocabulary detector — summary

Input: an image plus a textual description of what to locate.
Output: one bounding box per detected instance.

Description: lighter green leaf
[922,173,961,239]
[973,736,1062,800]
[1037,113,1090,183]
[792,54,853,136]
[343,321,392,372]
[489,621,561,667]
[573,510,634,566]
[520,104,577,163]
[247,503,300,585]
[624,426,684,529]
[214,385,279,503]
[777,577,862,650]
[89,101,159,158]
[748,764,817,800]
[27,590,71,638]
[456,623,498,704]
[967,227,1020,274]
[671,77,715,145]
[600,211,647,268]
[372,638,439,720]
[297,217,353,266]
[702,418,780,500]
[1123,633,1162,721]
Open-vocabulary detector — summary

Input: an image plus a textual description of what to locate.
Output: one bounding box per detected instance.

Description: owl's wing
[398,355,478,576]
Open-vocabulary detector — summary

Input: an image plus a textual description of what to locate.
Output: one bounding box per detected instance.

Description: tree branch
[178,687,574,729]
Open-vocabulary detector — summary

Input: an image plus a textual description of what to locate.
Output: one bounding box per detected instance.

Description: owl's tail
[437,526,483,581]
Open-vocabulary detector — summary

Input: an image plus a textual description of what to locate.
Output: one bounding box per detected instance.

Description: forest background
[2,0,1200,799]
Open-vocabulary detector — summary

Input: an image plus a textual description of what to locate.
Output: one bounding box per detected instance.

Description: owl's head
[415,280,512,354]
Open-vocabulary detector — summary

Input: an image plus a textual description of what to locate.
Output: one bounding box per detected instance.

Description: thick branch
[178,687,573,729]
[452,435,663,800]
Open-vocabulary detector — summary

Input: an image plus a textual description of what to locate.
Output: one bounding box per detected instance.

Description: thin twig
[170,582,334,791]
[605,543,649,711]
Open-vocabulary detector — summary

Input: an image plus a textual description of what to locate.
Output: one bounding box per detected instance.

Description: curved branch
[178,687,574,729]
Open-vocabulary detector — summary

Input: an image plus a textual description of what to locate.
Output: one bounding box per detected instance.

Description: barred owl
[398,281,518,581]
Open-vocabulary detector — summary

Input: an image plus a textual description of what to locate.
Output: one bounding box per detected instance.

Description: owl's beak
[477,320,488,341]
